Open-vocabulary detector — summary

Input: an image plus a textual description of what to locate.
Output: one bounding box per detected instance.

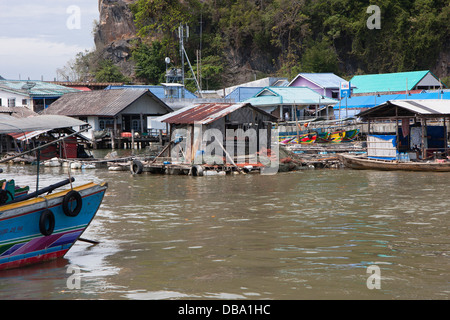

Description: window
[0,98,2,106]
[22,99,28,106]
[8,98,16,107]
[99,118,114,130]
[131,119,141,132]
[78,117,89,131]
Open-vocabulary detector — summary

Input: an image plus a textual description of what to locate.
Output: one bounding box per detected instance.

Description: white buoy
[70,162,82,169]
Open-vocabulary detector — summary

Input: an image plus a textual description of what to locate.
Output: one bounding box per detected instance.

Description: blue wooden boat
[0,179,107,270]
[0,115,108,270]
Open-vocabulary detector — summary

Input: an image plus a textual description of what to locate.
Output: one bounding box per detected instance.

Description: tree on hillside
[131,40,167,84]
[58,0,449,86]
[95,60,130,83]
[300,40,340,75]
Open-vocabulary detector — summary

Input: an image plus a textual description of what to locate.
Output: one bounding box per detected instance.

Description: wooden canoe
[339,154,450,172]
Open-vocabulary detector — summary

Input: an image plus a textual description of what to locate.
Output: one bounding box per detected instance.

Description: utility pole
[179,24,186,97]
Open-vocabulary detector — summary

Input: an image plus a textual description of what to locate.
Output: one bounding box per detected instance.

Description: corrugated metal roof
[289,73,352,89]
[350,71,433,94]
[0,115,87,134]
[8,130,50,141]
[225,87,264,102]
[215,77,288,98]
[385,99,450,114]
[333,92,450,110]
[161,103,240,124]
[0,107,37,118]
[245,87,338,106]
[43,89,173,117]
[105,85,198,99]
[0,106,13,114]
[0,80,80,97]
[358,99,450,118]
[160,102,277,124]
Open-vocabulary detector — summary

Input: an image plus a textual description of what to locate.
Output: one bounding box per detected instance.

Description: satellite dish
[165,57,171,64]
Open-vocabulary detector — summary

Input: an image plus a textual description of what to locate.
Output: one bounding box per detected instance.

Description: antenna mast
[179,24,202,98]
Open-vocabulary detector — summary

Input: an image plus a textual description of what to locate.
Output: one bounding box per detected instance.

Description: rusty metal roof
[160,102,277,124]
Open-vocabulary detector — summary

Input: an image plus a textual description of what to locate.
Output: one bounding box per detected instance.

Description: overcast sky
[0,0,99,81]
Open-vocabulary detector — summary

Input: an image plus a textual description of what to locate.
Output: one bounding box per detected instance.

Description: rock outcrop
[92,0,449,85]
[94,0,138,76]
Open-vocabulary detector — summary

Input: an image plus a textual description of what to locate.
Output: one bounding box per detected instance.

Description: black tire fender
[39,209,55,236]
[0,189,13,205]
[191,165,203,176]
[62,190,82,217]
[131,160,144,174]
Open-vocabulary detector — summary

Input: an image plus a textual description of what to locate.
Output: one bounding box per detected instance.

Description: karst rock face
[94,0,138,75]
[91,0,272,84]
[92,0,449,84]
[95,0,136,46]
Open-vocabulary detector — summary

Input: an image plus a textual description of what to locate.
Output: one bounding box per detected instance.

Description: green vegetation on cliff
[67,0,450,89]
[129,0,449,89]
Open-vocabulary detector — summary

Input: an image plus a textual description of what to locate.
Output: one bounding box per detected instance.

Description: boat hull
[339,154,450,172]
[281,133,317,144]
[279,129,359,144]
[0,182,107,270]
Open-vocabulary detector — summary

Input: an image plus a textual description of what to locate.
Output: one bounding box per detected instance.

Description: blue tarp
[368,134,397,160]
[105,85,197,99]
[333,92,450,119]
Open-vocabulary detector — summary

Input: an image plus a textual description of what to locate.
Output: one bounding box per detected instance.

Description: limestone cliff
[92,0,449,85]
[94,0,138,77]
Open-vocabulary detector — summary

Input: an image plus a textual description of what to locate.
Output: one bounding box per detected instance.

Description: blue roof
[105,84,197,99]
[349,70,438,94]
[225,87,264,102]
[245,86,338,106]
[333,91,450,110]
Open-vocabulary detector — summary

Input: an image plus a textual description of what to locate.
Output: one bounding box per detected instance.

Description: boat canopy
[0,115,87,134]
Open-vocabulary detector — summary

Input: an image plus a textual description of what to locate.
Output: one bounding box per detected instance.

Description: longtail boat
[342,129,359,141]
[339,153,450,172]
[284,132,317,144]
[328,131,346,143]
[0,116,108,270]
[317,132,331,143]
[279,128,359,144]
[0,180,107,270]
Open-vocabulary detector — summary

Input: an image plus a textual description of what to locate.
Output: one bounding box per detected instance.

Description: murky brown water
[0,164,448,300]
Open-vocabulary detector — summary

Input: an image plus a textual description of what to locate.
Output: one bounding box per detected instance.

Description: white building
[0,80,79,113]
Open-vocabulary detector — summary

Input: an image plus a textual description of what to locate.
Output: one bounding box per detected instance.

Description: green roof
[0,80,79,97]
[350,70,434,94]
[245,87,338,106]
